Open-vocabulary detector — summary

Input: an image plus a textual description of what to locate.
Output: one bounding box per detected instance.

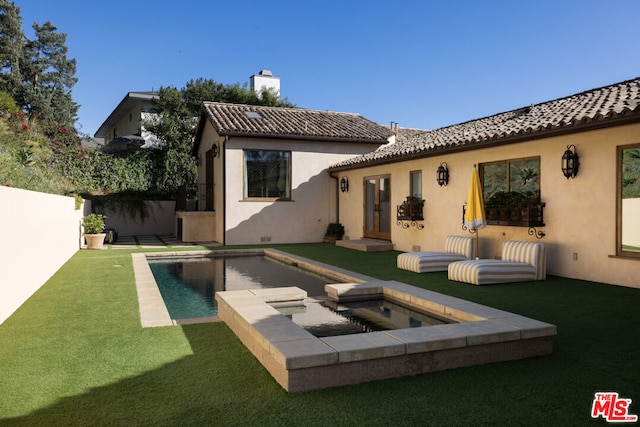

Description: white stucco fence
[0,186,84,325]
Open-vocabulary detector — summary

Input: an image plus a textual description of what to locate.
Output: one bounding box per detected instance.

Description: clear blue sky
[18,0,640,137]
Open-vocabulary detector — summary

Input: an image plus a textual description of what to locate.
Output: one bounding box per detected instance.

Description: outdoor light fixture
[561,144,579,179]
[436,162,449,186]
[340,177,349,192]
[212,143,220,157]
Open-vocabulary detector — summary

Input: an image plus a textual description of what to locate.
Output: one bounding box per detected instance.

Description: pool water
[276,299,451,337]
[147,255,333,319]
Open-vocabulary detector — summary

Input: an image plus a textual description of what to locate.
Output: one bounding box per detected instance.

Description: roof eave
[328,113,640,172]
[216,130,389,145]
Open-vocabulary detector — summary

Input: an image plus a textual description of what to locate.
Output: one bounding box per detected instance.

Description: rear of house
[329,77,640,288]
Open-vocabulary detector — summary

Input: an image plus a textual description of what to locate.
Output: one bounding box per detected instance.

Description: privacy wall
[0,187,84,324]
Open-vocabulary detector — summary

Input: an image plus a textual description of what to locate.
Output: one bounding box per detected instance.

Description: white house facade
[189,102,393,245]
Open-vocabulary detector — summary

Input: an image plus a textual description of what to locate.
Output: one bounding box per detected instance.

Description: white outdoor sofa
[397,235,476,273]
[448,240,546,285]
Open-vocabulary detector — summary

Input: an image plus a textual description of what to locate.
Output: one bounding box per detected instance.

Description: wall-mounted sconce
[436,162,449,186]
[212,143,220,157]
[195,154,201,166]
[561,144,579,179]
[340,177,349,192]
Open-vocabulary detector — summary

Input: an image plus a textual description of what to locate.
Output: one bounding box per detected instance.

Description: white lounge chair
[448,240,546,285]
[397,235,476,273]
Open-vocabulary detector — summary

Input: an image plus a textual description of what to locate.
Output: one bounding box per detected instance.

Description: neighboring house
[328,77,640,289]
[94,91,160,151]
[189,102,393,245]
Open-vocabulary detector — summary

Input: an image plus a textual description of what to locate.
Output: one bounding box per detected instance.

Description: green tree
[144,78,295,196]
[0,0,24,98]
[20,21,78,129]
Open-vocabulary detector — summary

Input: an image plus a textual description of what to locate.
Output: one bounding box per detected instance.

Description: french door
[364,175,391,240]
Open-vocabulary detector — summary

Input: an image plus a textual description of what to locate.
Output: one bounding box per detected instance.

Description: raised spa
[216,279,557,392]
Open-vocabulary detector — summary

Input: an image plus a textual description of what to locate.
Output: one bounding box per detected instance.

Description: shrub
[81,213,106,234]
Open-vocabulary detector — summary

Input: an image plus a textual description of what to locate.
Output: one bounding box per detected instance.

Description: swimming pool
[147,253,340,320]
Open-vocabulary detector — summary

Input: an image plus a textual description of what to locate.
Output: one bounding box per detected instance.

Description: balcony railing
[176,183,209,212]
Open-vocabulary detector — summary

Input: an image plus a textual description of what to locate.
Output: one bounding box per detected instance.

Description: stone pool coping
[132,248,556,392]
[131,248,373,327]
[216,281,557,392]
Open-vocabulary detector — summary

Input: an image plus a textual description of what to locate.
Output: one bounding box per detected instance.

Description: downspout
[330,172,340,225]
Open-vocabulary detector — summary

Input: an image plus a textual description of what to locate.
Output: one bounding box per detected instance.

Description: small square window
[244,150,291,199]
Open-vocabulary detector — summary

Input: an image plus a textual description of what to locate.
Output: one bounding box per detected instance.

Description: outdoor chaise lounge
[397,235,476,273]
[448,240,546,285]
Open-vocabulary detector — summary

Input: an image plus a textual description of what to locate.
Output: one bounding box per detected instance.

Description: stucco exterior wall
[195,122,224,243]
[0,187,84,324]
[335,122,640,288]
[224,137,375,245]
[103,101,141,144]
[195,120,382,245]
[102,99,156,145]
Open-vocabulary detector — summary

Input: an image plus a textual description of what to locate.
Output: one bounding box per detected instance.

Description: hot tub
[216,279,557,392]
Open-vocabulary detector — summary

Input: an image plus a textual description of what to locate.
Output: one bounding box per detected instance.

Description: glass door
[364,175,391,240]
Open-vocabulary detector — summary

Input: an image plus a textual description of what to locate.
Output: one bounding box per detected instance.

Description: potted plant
[324,222,345,243]
[398,196,425,220]
[82,213,107,249]
[406,196,425,219]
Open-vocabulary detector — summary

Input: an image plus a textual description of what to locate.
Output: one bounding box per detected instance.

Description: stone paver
[111,235,200,249]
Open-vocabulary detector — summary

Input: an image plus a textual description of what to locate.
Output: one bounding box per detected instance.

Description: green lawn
[1,243,638,426]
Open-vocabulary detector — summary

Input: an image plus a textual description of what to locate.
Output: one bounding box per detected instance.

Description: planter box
[486,203,545,227]
[397,202,424,221]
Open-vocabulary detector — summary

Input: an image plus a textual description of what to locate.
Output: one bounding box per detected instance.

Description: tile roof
[393,126,430,143]
[200,102,393,144]
[329,77,640,171]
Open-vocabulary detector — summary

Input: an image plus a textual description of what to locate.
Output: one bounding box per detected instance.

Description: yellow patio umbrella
[464,165,487,258]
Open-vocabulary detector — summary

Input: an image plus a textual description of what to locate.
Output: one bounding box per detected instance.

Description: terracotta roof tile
[329,77,640,171]
[201,102,392,143]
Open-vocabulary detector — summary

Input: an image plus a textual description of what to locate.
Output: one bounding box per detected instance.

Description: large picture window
[480,157,540,200]
[618,144,640,257]
[243,150,291,199]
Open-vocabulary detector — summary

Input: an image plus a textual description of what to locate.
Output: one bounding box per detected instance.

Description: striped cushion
[397,235,475,273]
[398,252,469,273]
[447,240,546,285]
[502,240,546,280]
[444,235,476,259]
[448,259,537,285]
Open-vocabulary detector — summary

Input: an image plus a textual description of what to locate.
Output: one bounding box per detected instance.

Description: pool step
[335,239,393,252]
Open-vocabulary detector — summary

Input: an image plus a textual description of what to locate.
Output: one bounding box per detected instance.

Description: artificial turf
[0,243,638,426]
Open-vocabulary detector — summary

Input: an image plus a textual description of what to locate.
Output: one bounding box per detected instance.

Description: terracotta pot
[85,233,106,250]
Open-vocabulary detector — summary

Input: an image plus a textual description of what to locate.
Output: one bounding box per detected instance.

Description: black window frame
[243,149,292,200]
[480,156,541,201]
